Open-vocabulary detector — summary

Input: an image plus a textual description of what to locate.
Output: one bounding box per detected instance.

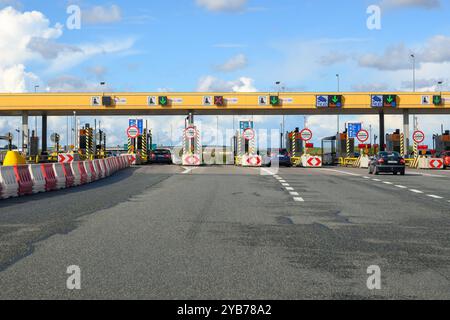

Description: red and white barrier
[52,163,66,190]
[0,166,19,199]
[13,165,34,196]
[28,164,46,193]
[62,163,75,188]
[41,164,58,192]
[93,160,104,179]
[1,156,130,200]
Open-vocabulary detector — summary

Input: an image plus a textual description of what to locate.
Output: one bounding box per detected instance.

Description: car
[440,151,450,168]
[150,149,172,164]
[369,151,406,175]
[268,149,292,167]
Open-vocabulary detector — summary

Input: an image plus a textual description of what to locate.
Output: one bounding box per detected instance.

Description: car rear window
[154,150,171,155]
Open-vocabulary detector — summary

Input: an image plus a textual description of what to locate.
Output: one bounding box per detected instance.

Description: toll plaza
[234,120,261,167]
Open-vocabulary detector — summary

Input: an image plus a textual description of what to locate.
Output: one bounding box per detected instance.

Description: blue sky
[1,0,450,147]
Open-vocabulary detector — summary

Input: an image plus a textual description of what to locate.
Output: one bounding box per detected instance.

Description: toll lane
[0,166,449,299]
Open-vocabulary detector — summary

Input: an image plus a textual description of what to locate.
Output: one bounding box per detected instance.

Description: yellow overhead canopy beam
[0,92,448,116]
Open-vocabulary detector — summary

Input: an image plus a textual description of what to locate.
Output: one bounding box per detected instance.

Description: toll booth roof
[322,135,337,141]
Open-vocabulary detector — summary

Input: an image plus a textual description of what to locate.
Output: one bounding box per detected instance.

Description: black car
[150,149,172,164]
[269,149,292,167]
[369,151,406,175]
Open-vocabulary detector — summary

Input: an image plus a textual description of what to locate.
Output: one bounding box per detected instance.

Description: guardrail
[0,155,133,200]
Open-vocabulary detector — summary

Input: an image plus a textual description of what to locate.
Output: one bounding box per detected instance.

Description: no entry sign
[243,128,255,141]
[356,129,369,143]
[127,126,139,139]
[413,130,425,144]
[300,128,313,142]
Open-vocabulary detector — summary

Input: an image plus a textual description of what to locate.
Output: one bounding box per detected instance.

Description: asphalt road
[0,165,449,299]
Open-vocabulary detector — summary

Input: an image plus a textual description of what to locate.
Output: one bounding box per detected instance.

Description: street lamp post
[336,74,340,134]
[410,54,416,92]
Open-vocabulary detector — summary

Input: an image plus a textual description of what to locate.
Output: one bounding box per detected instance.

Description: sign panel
[127,126,139,139]
[300,128,313,142]
[137,119,144,135]
[328,95,343,108]
[383,95,397,107]
[159,96,169,106]
[421,96,431,105]
[129,119,137,127]
[356,129,369,143]
[203,96,213,106]
[258,96,268,106]
[316,95,329,108]
[371,95,383,108]
[91,96,101,106]
[347,123,362,138]
[148,96,157,106]
[270,96,280,106]
[433,95,443,106]
[214,96,224,106]
[185,126,196,139]
[243,128,255,141]
[413,130,425,144]
[240,121,254,131]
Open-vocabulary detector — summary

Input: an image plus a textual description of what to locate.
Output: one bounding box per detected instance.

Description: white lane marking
[293,197,305,202]
[395,185,408,189]
[286,187,294,191]
[363,176,370,179]
[320,169,361,176]
[372,179,381,182]
[181,167,196,174]
[260,168,276,176]
[419,173,446,178]
[428,195,443,199]
[279,180,287,183]
[282,183,290,187]
[410,189,424,194]
[274,176,282,180]
[290,192,299,196]
[383,181,393,185]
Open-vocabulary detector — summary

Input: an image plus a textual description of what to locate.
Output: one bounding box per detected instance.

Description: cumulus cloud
[358,35,450,71]
[197,76,257,92]
[215,53,248,72]
[45,75,113,92]
[352,82,392,92]
[317,52,349,66]
[196,0,247,12]
[380,0,441,9]
[82,5,122,24]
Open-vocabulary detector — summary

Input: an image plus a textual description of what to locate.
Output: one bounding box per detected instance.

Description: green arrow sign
[270,96,280,106]
[433,95,442,106]
[332,96,338,103]
[159,96,168,106]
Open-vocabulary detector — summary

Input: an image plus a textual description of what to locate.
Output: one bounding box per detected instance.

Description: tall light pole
[34,85,39,134]
[336,74,340,134]
[276,81,285,148]
[410,54,416,92]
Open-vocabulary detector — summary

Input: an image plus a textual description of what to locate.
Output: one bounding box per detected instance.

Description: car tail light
[151,154,156,159]
[164,154,170,159]
[378,158,385,164]
[400,158,405,165]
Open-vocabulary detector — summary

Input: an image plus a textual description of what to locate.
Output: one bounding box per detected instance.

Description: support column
[22,112,29,155]
[403,110,410,157]
[379,111,385,152]
[41,114,48,155]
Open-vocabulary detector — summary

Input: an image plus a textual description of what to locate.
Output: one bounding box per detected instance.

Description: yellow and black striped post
[291,132,296,156]
[128,137,135,154]
[141,130,148,162]
[400,133,405,156]
[86,127,94,160]
[346,135,351,157]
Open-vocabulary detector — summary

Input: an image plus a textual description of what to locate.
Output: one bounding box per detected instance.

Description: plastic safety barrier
[52,163,67,190]
[62,163,75,188]
[41,164,57,192]
[83,161,93,183]
[87,161,97,182]
[100,159,109,177]
[28,164,46,193]
[93,160,104,180]
[13,165,34,196]
[0,166,19,199]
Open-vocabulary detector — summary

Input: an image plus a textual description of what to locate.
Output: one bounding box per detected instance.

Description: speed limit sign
[299,128,313,142]
[243,128,255,141]
[356,130,369,143]
[185,126,196,139]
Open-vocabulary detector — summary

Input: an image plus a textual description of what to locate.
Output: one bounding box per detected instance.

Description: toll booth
[337,131,355,157]
[286,128,304,158]
[234,128,261,167]
[29,130,39,161]
[79,124,94,160]
[321,135,337,165]
[434,131,450,154]
[182,125,202,166]
[386,129,403,154]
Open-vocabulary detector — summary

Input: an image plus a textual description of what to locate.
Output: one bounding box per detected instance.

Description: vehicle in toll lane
[268,149,292,167]
[150,149,173,164]
[369,151,406,175]
[439,151,450,168]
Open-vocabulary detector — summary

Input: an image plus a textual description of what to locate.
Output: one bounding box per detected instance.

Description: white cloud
[196,0,247,12]
[82,5,122,24]
[317,52,349,66]
[0,64,38,93]
[197,76,257,92]
[380,0,440,9]
[215,53,248,72]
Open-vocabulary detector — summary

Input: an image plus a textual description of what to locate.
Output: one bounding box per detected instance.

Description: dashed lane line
[293,197,305,202]
[320,169,361,176]
[428,195,443,199]
[410,189,424,194]
[395,185,408,189]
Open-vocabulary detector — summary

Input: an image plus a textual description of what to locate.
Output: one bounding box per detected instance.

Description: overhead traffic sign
[356,129,369,143]
[383,95,397,107]
[413,130,425,144]
[214,96,224,106]
[127,126,139,139]
[159,96,169,106]
[240,121,253,130]
[329,95,343,108]
[243,128,255,141]
[316,95,329,108]
[433,95,443,106]
[371,95,383,108]
[270,96,280,106]
[299,128,313,142]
